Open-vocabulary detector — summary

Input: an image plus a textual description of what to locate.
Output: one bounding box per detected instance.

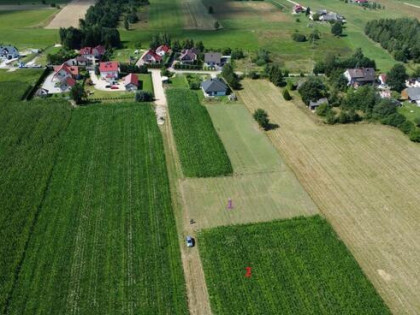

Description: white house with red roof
[141,49,162,64]
[156,45,170,57]
[124,73,139,91]
[79,45,106,60]
[99,61,120,82]
[51,63,79,91]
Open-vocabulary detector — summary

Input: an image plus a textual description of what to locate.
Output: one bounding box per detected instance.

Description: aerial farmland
[0,0,419,314]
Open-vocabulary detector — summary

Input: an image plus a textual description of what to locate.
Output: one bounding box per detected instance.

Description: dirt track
[45,0,95,29]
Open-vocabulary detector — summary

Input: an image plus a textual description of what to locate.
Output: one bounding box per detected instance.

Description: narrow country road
[149,69,167,124]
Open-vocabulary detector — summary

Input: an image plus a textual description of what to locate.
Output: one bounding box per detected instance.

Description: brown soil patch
[45,0,95,29]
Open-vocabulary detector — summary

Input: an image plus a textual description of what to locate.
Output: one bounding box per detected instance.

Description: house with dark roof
[201,78,228,97]
[204,52,222,67]
[344,68,376,88]
[99,61,119,82]
[124,73,139,91]
[309,98,329,110]
[0,45,19,60]
[179,48,200,64]
[404,87,420,106]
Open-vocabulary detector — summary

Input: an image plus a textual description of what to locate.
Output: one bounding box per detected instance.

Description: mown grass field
[181,0,217,30]
[180,103,318,229]
[6,104,188,314]
[166,88,232,177]
[399,102,420,123]
[239,79,420,314]
[0,69,44,101]
[199,216,390,314]
[0,99,71,313]
[0,9,59,48]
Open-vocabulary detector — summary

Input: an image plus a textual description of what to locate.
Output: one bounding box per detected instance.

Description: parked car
[111,86,119,90]
[105,85,111,88]
[186,236,194,247]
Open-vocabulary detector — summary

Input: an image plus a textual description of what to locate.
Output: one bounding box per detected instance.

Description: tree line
[365,18,420,62]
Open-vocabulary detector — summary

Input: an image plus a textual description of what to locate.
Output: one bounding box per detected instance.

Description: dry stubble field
[239,79,420,315]
[45,0,95,29]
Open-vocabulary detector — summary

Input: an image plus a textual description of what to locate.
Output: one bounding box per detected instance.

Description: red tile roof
[99,61,119,73]
[65,77,76,87]
[142,49,162,62]
[156,45,170,54]
[124,73,139,86]
[53,63,79,77]
[79,47,93,55]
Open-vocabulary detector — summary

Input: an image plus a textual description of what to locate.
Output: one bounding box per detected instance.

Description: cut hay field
[6,104,188,314]
[239,78,420,314]
[181,0,218,30]
[0,100,71,313]
[167,88,232,177]
[180,104,318,230]
[45,0,96,29]
[199,216,390,314]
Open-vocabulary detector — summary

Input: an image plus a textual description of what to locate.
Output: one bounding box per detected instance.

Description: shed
[309,98,329,110]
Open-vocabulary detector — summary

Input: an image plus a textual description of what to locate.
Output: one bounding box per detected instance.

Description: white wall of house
[100,71,119,80]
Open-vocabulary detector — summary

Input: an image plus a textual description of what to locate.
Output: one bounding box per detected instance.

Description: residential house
[378,73,387,86]
[293,4,304,13]
[179,48,200,64]
[319,12,345,23]
[405,78,420,88]
[379,89,391,99]
[141,49,162,64]
[156,45,170,57]
[0,45,19,60]
[309,98,329,110]
[66,56,90,67]
[201,78,228,97]
[52,63,79,91]
[204,52,222,67]
[99,61,120,82]
[403,87,420,106]
[79,45,106,60]
[344,68,376,87]
[124,73,139,91]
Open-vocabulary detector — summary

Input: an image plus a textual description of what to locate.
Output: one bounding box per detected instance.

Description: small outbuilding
[124,73,139,91]
[201,78,228,97]
[309,98,329,110]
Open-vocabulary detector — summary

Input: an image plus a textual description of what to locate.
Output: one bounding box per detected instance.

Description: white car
[186,236,194,248]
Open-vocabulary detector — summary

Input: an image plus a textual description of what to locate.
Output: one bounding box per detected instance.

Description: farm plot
[0,100,71,312]
[179,104,317,229]
[7,104,188,314]
[199,216,390,314]
[239,79,420,314]
[182,0,218,30]
[167,88,232,177]
[45,0,96,29]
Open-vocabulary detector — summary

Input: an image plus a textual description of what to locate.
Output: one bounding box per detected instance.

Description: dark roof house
[406,87,420,102]
[179,48,200,63]
[204,52,222,66]
[309,98,329,110]
[344,68,376,87]
[201,78,228,97]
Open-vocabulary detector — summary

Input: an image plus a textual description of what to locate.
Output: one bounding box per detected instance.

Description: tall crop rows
[199,216,390,314]
[167,89,233,177]
[6,104,188,314]
[0,100,71,312]
[0,69,44,101]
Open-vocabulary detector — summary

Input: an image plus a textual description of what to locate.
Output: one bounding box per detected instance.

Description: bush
[399,120,415,134]
[409,129,420,142]
[135,91,154,102]
[414,117,420,127]
[253,108,270,130]
[316,103,331,116]
[283,89,292,101]
[292,33,307,42]
[298,77,328,105]
[381,113,406,127]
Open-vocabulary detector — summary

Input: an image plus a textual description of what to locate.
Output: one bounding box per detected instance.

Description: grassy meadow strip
[0,99,71,312]
[7,103,188,314]
[167,88,233,177]
[0,69,45,101]
[199,216,390,315]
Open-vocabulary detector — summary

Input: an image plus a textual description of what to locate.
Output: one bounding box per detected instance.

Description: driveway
[89,71,125,91]
[149,69,167,124]
[41,72,65,94]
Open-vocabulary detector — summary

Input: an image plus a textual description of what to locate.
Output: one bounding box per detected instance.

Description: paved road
[170,69,220,78]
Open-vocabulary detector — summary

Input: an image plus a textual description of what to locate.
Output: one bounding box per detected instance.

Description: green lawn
[199,216,390,314]
[167,74,188,88]
[0,99,71,312]
[0,9,59,48]
[167,88,233,177]
[399,102,420,123]
[7,103,188,314]
[0,69,44,101]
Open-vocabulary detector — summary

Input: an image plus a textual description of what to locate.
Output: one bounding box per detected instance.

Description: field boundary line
[2,110,74,315]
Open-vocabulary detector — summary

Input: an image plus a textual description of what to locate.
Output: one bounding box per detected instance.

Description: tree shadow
[264,122,279,131]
